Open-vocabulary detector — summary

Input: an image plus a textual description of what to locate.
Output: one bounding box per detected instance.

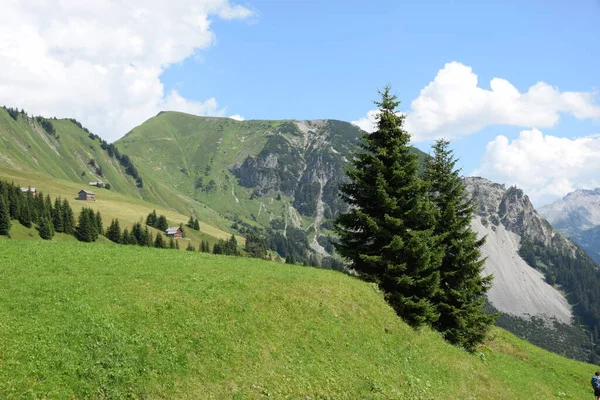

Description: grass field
[0,240,595,399]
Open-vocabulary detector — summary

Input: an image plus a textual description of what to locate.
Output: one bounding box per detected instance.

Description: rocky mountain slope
[466,177,598,360]
[539,189,600,263]
[466,178,574,322]
[116,112,427,261]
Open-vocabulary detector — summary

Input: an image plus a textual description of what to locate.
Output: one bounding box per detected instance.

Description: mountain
[466,177,597,361]
[539,188,600,264]
[116,112,426,263]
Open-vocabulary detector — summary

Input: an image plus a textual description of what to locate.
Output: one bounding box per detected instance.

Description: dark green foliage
[186,242,195,251]
[75,208,98,242]
[266,226,309,264]
[144,226,153,247]
[212,235,239,256]
[105,183,111,190]
[519,238,600,362]
[18,198,32,228]
[425,139,495,351]
[131,222,146,246]
[62,199,75,234]
[95,211,103,235]
[175,240,180,250]
[106,219,122,243]
[179,223,185,238]
[0,196,11,235]
[244,234,267,259]
[156,215,168,232]
[8,186,21,219]
[35,116,56,136]
[486,302,592,362]
[334,86,443,328]
[52,197,64,233]
[37,216,55,240]
[154,233,166,248]
[146,210,158,228]
[186,215,200,231]
[122,228,134,245]
[199,240,211,253]
[169,237,176,249]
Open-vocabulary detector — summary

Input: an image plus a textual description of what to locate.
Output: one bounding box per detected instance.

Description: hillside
[116,112,427,261]
[466,177,598,361]
[0,167,237,248]
[0,107,236,222]
[0,240,595,399]
[540,188,600,264]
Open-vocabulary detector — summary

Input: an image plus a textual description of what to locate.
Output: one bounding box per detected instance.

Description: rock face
[539,189,600,263]
[232,120,356,220]
[465,177,573,323]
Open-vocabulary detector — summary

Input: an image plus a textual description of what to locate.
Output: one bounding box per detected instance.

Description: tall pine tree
[334,86,443,328]
[424,139,496,351]
[106,219,122,243]
[52,197,64,233]
[0,195,11,235]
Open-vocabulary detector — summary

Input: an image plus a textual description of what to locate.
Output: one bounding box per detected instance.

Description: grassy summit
[0,240,593,399]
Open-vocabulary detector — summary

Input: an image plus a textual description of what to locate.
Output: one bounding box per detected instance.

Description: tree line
[520,238,600,362]
[2,106,57,137]
[334,87,495,352]
[0,179,105,243]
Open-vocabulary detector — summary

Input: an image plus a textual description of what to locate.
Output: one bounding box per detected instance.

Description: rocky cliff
[539,188,600,263]
[465,177,574,323]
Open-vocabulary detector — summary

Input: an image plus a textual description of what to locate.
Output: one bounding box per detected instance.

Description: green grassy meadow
[0,240,595,399]
[0,166,239,247]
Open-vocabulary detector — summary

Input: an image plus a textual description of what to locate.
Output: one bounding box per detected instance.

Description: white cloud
[351,110,380,133]
[353,62,600,141]
[228,114,245,121]
[0,0,253,141]
[474,128,600,206]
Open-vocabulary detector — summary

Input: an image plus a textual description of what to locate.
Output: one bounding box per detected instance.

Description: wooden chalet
[20,187,36,196]
[78,189,96,201]
[165,226,183,239]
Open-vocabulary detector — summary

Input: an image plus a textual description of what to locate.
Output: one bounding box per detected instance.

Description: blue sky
[1,0,599,205]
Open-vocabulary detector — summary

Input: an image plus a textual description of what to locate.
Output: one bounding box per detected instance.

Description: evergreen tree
[154,233,166,248]
[227,235,238,256]
[175,239,180,250]
[156,215,168,231]
[52,197,64,233]
[187,215,195,229]
[106,219,122,243]
[169,236,176,249]
[186,242,195,251]
[245,234,267,259]
[122,228,133,245]
[38,216,54,240]
[144,226,153,247]
[95,211,103,235]
[334,86,443,328]
[18,200,32,228]
[200,240,210,253]
[8,186,20,219]
[131,222,144,245]
[146,210,158,227]
[179,223,185,238]
[0,196,11,235]
[75,208,98,242]
[425,139,496,351]
[44,194,53,220]
[193,218,200,231]
[62,199,75,234]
